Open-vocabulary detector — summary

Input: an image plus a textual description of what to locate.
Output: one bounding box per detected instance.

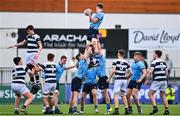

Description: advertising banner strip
[129,29,180,50]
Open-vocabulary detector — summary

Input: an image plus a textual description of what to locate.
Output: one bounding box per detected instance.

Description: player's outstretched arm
[8,40,27,48]
[64,65,76,70]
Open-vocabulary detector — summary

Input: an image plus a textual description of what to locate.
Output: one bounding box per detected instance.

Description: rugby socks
[115,108,119,112]
[52,106,55,112]
[35,75,40,85]
[81,106,84,111]
[94,105,98,110]
[30,76,35,84]
[165,107,169,112]
[73,106,78,112]
[125,107,128,112]
[55,106,59,110]
[14,108,19,111]
[22,105,27,109]
[128,106,133,112]
[137,105,141,111]
[106,103,110,111]
[153,106,158,110]
[69,107,73,113]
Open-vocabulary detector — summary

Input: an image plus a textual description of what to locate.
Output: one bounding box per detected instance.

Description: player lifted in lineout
[84,3,104,66]
[9,25,43,94]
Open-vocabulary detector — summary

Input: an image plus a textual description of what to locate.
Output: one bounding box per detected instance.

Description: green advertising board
[0,84,65,104]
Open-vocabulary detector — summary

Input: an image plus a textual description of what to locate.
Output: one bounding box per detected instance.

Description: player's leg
[132,88,142,114]
[72,91,79,114]
[149,80,160,115]
[68,93,74,114]
[13,84,32,115]
[91,88,98,113]
[14,94,21,114]
[42,83,51,114]
[80,92,87,113]
[149,90,158,115]
[126,80,134,113]
[49,94,55,114]
[99,77,111,113]
[160,81,169,115]
[20,91,33,115]
[112,80,120,115]
[161,91,169,115]
[102,89,111,113]
[54,82,63,114]
[121,80,129,115]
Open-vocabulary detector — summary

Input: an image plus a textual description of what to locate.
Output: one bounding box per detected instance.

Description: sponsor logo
[44,34,87,42]
[133,30,180,44]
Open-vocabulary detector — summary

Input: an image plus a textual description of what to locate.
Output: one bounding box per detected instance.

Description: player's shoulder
[138,60,145,65]
[32,34,40,39]
[152,58,165,64]
[13,65,25,69]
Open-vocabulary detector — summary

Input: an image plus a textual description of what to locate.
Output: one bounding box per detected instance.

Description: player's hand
[87,11,92,16]
[8,45,15,48]
[107,78,110,83]
[136,79,142,83]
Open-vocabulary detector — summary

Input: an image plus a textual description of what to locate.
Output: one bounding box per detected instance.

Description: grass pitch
[0,104,180,115]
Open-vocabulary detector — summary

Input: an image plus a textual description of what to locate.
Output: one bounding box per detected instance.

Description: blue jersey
[76,59,88,79]
[84,67,97,84]
[56,63,65,81]
[131,61,145,81]
[97,55,106,77]
[89,12,104,30]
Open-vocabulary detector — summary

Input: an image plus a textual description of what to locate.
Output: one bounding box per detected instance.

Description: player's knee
[132,92,137,98]
[28,93,33,101]
[92,93,97,97]
[160,91,165,97]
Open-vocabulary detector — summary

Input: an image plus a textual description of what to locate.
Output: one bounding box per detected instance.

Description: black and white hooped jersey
[25,34,41,53]
[150,58,167,81]
[12,65,31,84]
[112,59,130,79]
[39,62,56,83]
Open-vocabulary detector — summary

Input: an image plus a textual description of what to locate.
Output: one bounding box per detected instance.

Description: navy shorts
[71,77,82,92]
[82,83,97,94]
[128,80,143,90]
[97,76,109,90]
[87,29,99,41]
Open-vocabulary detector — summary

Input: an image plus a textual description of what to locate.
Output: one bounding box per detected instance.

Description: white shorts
[113,80,128,96]
[150,81,167,92]
[11,83,30,95]
[25,52,38,65]
[42,83,56,97]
